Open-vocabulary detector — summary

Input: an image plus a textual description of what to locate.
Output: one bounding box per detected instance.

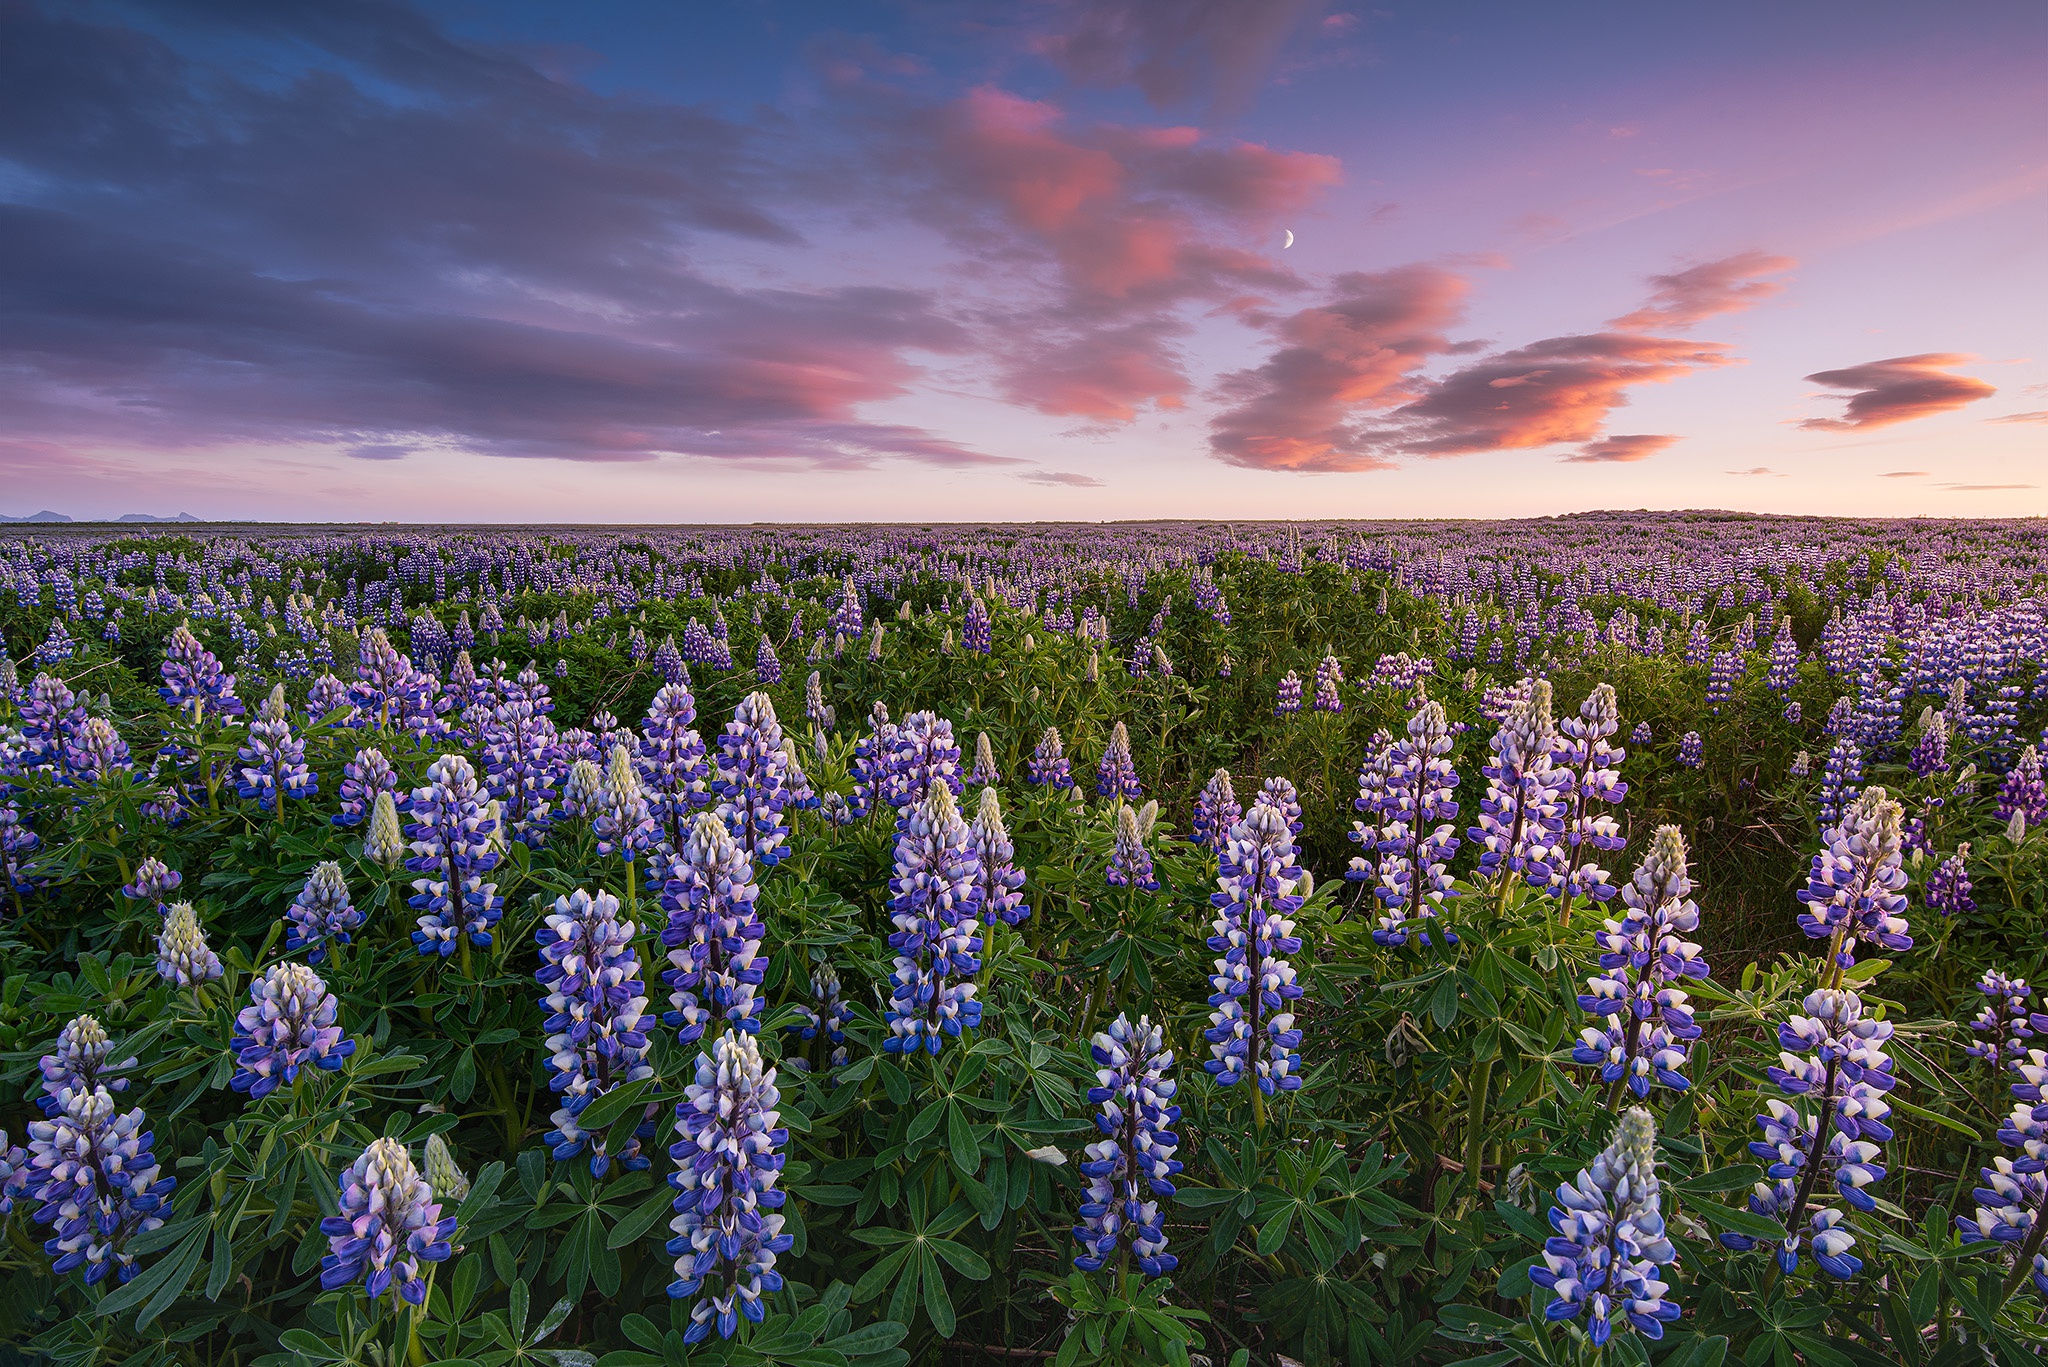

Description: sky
[2,0,2045,523]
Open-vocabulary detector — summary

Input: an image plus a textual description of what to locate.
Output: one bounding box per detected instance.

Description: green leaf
[919,1250,956,1339]
[1690,1198,1789,1243]
[947,1104,980,1176]
[607,1188,673,1249]
[577,1078,657,1134]
[826,1323,909,1354]
[97,1222,208,1324]
[929,1238,990,1281]
[278,1328,343,1362]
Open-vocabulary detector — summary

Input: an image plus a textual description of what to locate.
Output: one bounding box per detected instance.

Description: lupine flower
[713,693,801,868]
[1074,1014,1182,1277]
[1965,971,2034,1072]
[666,1029,792,1342]
[1107,802,1160,892]
[884,784,984,1055]
[1817,738,1864,828]
[1721,987,1895,1279]
[422,1133,471,1203]
[1784,701,1803,725]
[319,1137,455,1306]
[803,670,833,732]
[0,1130,28,1213]
[229,962,355,1099]
[156,901,224,986]
[121,856,181,906]
[160,620,245,724]
[1346,729,1393,885]
[560,757,603,819]
[1572,827,1708,1096]
[1191,767,1241,860]
[963,597,993,654]
[334,746,400,828]
[594,742,658,861]
[1796,786,1912,969]
[405,754,504,955]
[1254,775,1304,836]
[1999,746,2048,826]
[753,634,783,685]
[1371,701,1462,948]
[1204,803,1306,1096]
[38,1016,135,1114]
[970,787,1030,925]
[538,888,657,1177]
[1956,1100,2048,1294]
[785,964,853,1075]
[65,716,133,785]
[1676,731,1704,769]
[1908,711,1950,777]
[1790,750,1811,778]
[1550,684,1628,904]
[1274,670,1303,716]
[284,861,362,964]
[1529,1107,1678,1345]
[1470,679,1569,888]
[2,800,43,900]
[662,812,767,1045]
[25,1085,175,1284]
[1312,655,1344,713]
[1928,843,1975,917]
[1095,721,1142,802]
[365,789,408,869]
[237,685,317,811]
[884,710,964,818]
[968,731,1000,787]
[1028,726,1075,789]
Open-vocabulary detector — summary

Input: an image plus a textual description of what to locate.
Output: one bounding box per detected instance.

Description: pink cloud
[1566,434,1681,463]
[1207,265,1470,471]
[1799,353,1997,431]
[1990,410,2048,424]
[1608,251,1796,332]
[1001,322,1189,421]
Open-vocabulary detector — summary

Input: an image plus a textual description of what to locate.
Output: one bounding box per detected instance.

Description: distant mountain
[0,510,72,523]
[116,512,202,523]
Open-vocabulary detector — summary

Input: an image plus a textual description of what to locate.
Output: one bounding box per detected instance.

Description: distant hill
[116,512,202,523]
[0,510,72,523]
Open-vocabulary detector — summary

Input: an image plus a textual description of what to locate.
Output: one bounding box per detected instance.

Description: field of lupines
[4,513,2048,1367]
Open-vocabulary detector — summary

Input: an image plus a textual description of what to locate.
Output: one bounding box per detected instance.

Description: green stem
[1463,1056,1494,1200]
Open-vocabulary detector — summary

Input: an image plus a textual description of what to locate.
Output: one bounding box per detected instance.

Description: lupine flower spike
[25,1085,175,1283]
[970,787,1030,926]
[284,861,362,964]
[1073,1014,1182,1277]
[1572,827,1708,1096]
[661,812,767,1045]
[229,962,356,1099]
[156,901,225,987]
[1796,786,1912,973]
[883,784,985,1055]
[538,888,657,1176]
[1204,802,1306,1096]
[1528,1107,1679,1344]
[319,1138,455,1305]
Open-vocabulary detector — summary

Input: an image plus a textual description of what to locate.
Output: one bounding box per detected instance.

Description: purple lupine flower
[1204,802,1306,1096]
[970,787,1029,926]
[155,902,224,987]
[1469,679,1569,889]
[713,693,796,869]
[1720,987,1895,1279]
[1955,1100,2048,1295]
[1371,700,1463,949]
[538,889,657,1177]
[1274,670,1303,717]
[666,1029,793,1342]
[661,812,767,1046]
[803,670,832,733]
[885,709,964,818]
[229,961,355,1099]
[639,682,712,851]
[319,1138,455,1306]
[559,757,602,819]
[968,732,1000,787]
[1908,711,1951,777]
[829,575,864,639]
[1106,802,1160,892]
[1817,738,1863,828]
[1073,1014,1182,1278]
[1796,786,1912,969]
[405,754,504,956]
[334,746,400,828]
[884,784,985,1055]
[753,634,782,685]
[0,1130,28,1214]
[159,621,244,724]
[1345,729,1393,886]
[1192,767,1242,861]
[2,800,44,901]
[37,1016,135,1115]
[1790,749,1812,778]
[1965,970,2034,1073]
[848,703,897,818]
[1784,701,1803,725]
[1551,684,1628,905]
[20,673,85,774]
[64,716,133,785]
[1675,731,1704,769]
[481,663,562,845]
[963,597,993,655]
[1572,827,1707,1095]
[1928,843,1975,918]
[1528,1107,1678,1345]
[1705,650,1740,713]
[1631,720,1653,746]
[1312,655,1344,713]
[594,742,658,861]
[784,964,852,1075]
[283,861,362,965]
[1253,775,1304,836]
[1094,720,1142,803]
[121,856,181,906]
[1998,746,2048,827]
[236,686,317,811]
[25,1085,175,1284]
[1028,726,1075,790]
[307,672,354,724]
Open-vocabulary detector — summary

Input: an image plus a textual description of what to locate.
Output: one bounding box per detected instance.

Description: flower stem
[1463,1056,1494,1199]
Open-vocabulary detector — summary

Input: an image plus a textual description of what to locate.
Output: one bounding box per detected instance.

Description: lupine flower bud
[284,861,362,964]
[1073,1015,1182,1278]
[229,962,356,1099]
[1529,1107,1678,1344]
[667,1029,793,1342]
[1028,727,1075,789]
[1095,721,1141,802]
[422,1133,471,1203]
[968,732,1000,787]
[121,856,181,906]
[365,788,407,869]
[1191,767,1241,860]
[970,787,1029,926]
[38,1015,136,1114]
[594,742,657,859]
[785,964,852,1075]
[319,1138,455,1305]
[1107,803,1160,892]
[156,902,224,986]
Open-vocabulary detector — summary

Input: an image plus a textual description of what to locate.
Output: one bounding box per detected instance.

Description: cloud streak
[1608,251,1796,332]
[1799,353,1997,431]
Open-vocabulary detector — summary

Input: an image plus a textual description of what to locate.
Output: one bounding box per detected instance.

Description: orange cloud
[1608,251,1795,332]
[1566,434,1680,463]
[1990,410,2048,424]
[1799,353,1996,431]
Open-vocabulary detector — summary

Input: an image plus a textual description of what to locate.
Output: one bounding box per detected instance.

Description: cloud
[1880,470,1929,477]
[1206,265,1470,470]
[1990,410,2048,424]
[1724,465,1785,476]
[1799,353,1997,431]
[1030,0,1322,113]
[1019,469,1106,486]
[1381,333,1732,458]
[1566,434,1680,463]
[345,445,411,462]
[1609,251,1796,332]
[1937,482,2036,491]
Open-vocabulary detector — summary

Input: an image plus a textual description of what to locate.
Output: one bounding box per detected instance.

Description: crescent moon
[1282,229,1294,249]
